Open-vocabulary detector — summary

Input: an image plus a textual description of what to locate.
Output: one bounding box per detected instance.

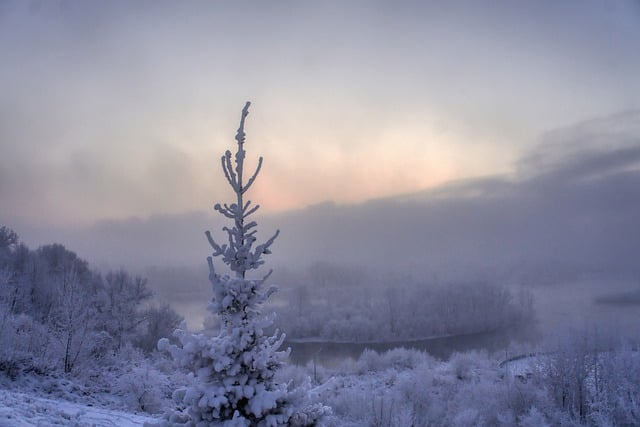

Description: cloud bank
[6,112,637,287]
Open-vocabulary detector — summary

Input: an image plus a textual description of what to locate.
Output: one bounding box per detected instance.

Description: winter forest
[2,2,640,426]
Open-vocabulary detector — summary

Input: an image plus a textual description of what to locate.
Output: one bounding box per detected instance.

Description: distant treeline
[272,262,536,342]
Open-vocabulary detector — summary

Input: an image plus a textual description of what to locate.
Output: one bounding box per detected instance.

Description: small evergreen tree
[158,102,328,426]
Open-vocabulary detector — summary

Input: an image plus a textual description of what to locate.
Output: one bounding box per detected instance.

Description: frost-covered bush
[379,347,428,371]
[450,351,476,381]
[156,103,329,426]
[354,349,384,374]
[0,314,51,378]
[354,348,430,375]
[518,407,551,427]
[106,345,175,414]
[316,347,560,427]
[313,335,640,426]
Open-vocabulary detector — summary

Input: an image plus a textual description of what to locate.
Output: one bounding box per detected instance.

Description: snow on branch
[205,102,278,278]
[242,156,263,194]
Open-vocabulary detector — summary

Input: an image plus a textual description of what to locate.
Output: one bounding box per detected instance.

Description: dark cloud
[518,110,640,177]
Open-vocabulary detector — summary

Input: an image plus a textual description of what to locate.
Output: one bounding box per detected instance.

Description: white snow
[0,388,158,427]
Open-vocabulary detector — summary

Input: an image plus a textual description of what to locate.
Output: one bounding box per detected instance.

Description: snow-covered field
[0,348,529,427]
[1,345,639,426]
[0,389,158,427]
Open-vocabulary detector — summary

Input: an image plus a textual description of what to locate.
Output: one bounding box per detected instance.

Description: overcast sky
[1,0,640,230]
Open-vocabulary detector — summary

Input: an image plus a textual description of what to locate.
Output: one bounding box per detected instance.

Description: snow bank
[0,389,158,427]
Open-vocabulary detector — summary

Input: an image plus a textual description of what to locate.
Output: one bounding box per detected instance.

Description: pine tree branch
[243,202,260,219]
[243,157,263,194]
[205,230,225,256]
[222,151,238,191]
[214,203,236,219]
[260,269,273,283]
[206,256,218,282]
[254,229,280,257]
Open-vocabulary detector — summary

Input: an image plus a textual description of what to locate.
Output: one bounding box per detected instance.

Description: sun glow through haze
[1,1,639,229]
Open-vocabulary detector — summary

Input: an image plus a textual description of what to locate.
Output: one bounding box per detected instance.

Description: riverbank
[286,329,518,366]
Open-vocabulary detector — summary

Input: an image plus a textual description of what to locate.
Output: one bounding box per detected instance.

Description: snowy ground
[0,388,158,427]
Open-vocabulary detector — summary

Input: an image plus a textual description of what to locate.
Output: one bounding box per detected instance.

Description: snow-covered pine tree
[157,102,328,427]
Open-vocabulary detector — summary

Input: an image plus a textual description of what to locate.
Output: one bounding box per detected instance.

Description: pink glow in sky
[1,1,639,227]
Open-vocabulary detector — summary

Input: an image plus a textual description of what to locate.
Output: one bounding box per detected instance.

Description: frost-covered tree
[157,102,328,426]
[101,270,153,351]
[50,266,97,373]
[137,304,184,355]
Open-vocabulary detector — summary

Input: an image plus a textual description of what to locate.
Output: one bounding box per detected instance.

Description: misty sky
[2,0,640,229]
